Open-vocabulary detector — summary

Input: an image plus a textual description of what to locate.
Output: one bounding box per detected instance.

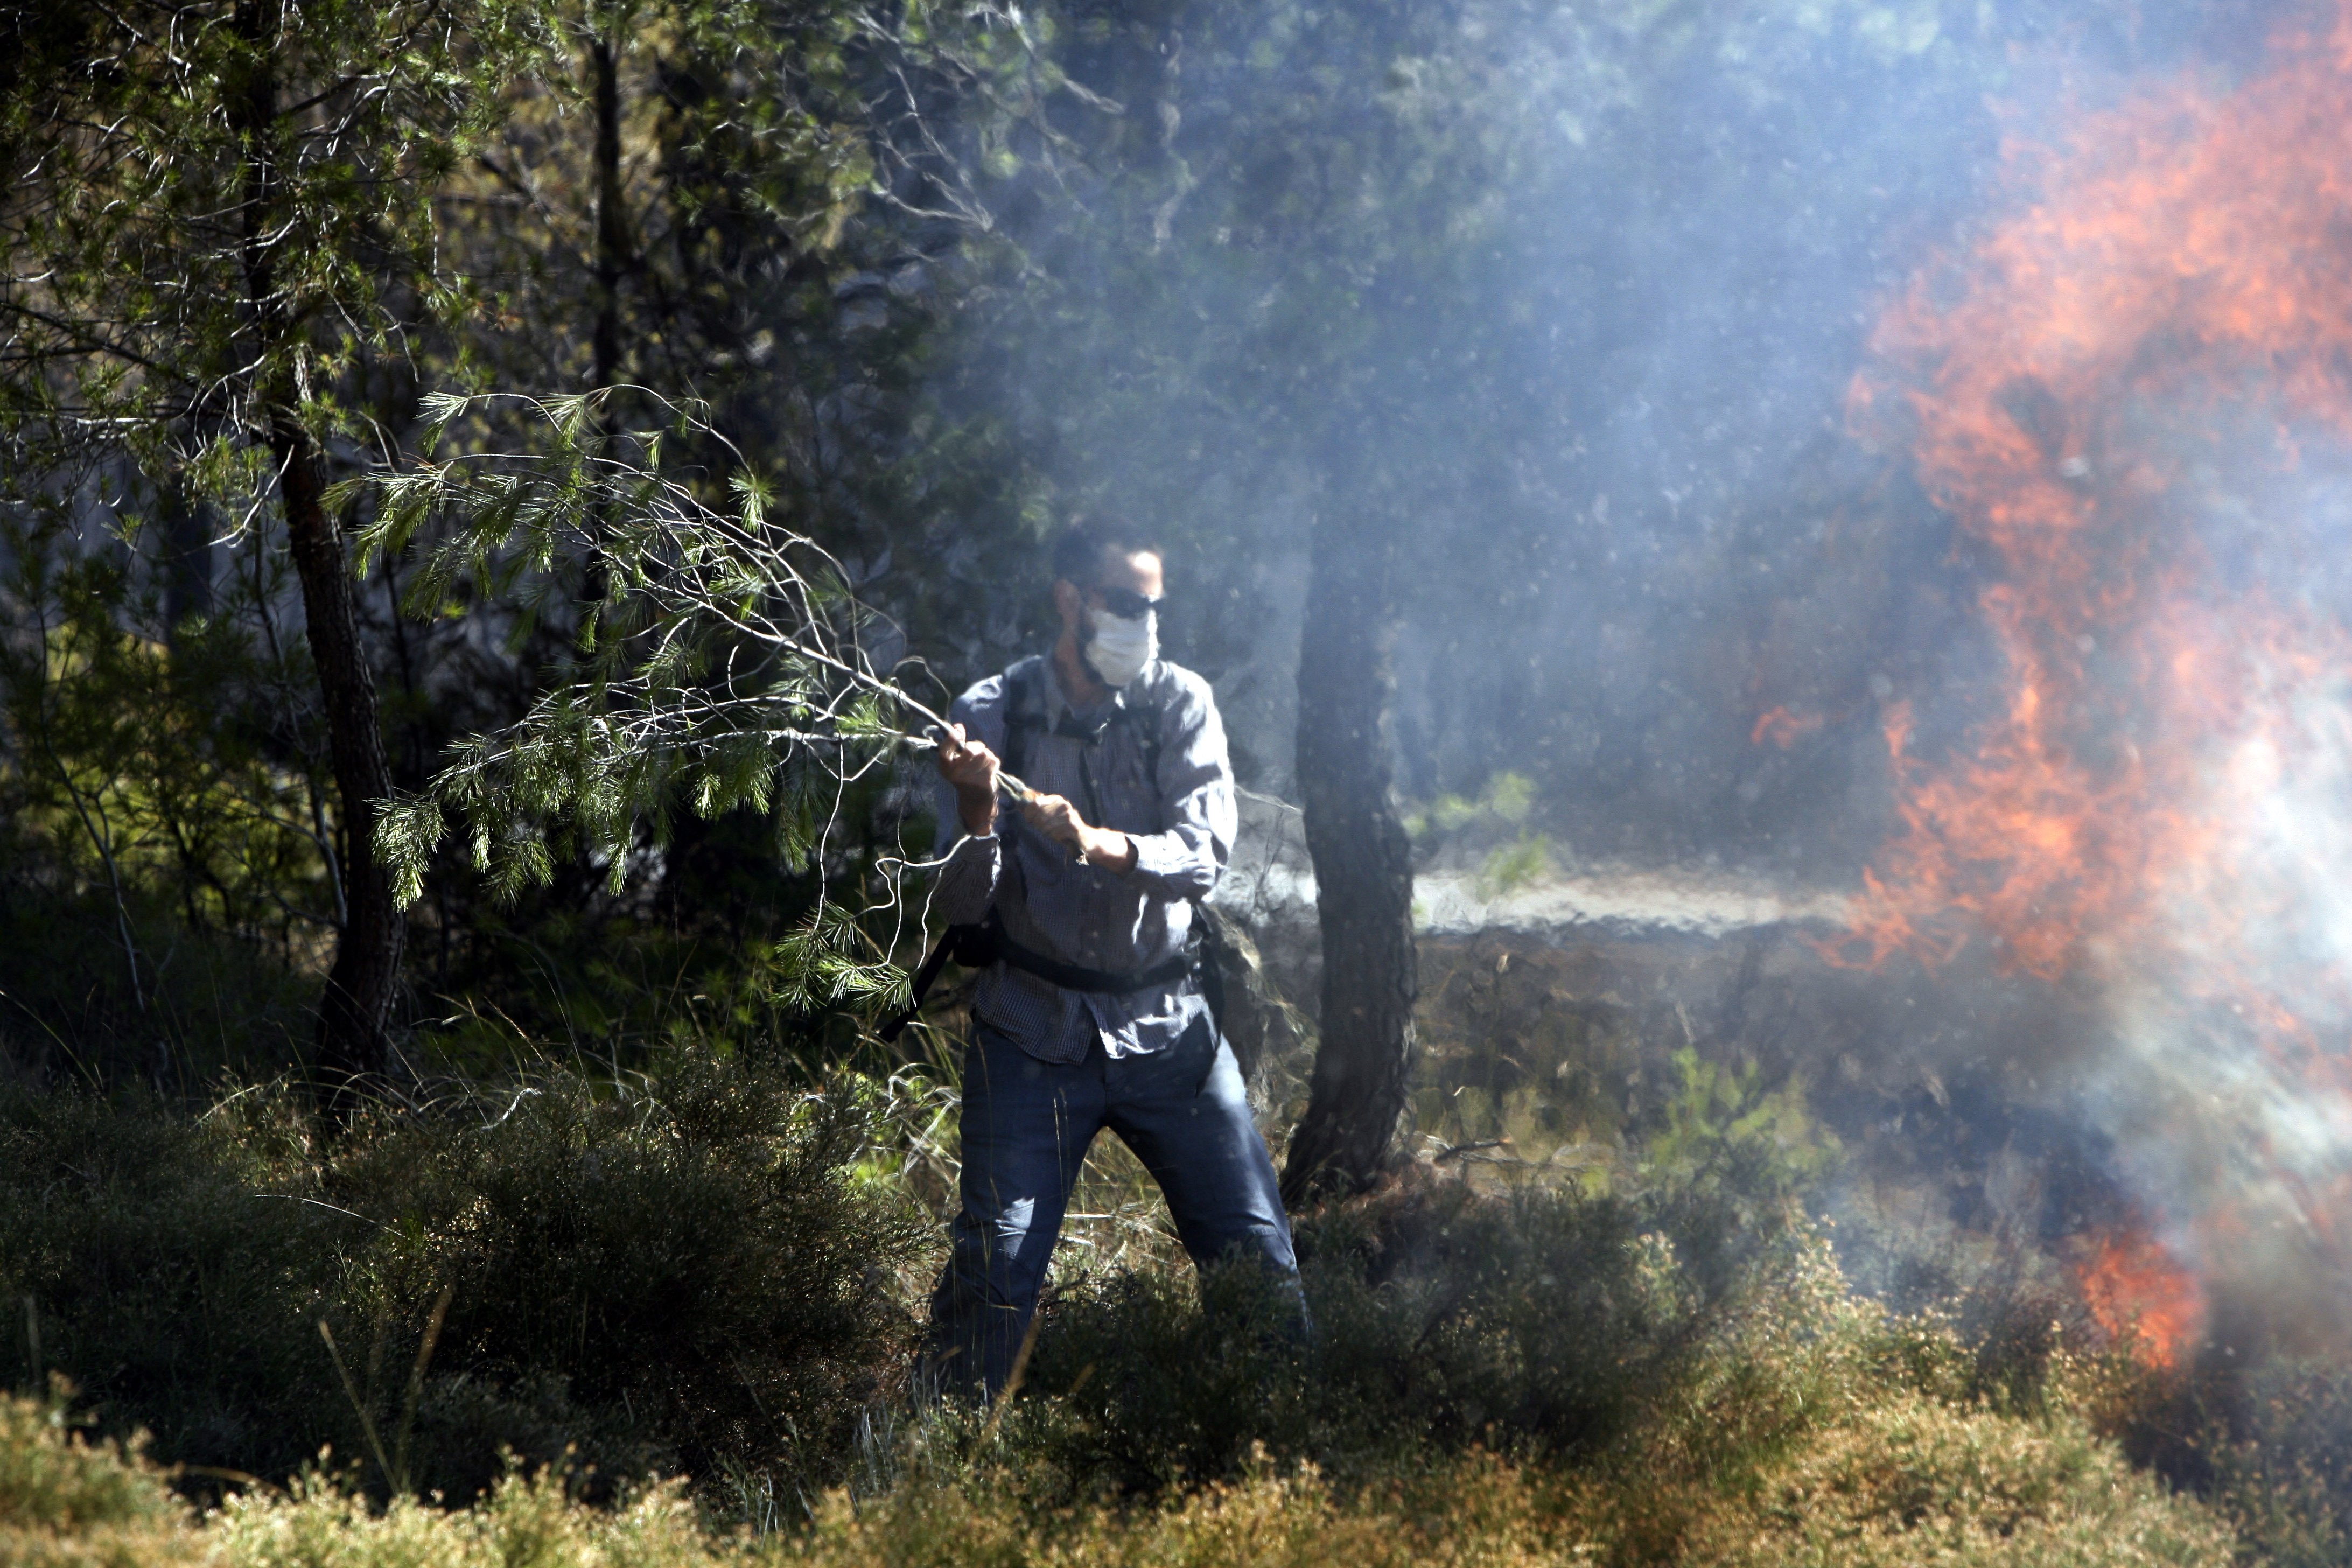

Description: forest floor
[3,1057,2336,1568]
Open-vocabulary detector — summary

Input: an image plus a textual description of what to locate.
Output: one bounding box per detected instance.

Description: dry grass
[0,1058,2298,1567]
[0,1378,2240,1568]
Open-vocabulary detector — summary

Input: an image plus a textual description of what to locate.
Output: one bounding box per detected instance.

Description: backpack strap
[878,920,997,1042]
[1000,656,1049,785]
[877,907,1203,1042]
[1005,654,1165,801]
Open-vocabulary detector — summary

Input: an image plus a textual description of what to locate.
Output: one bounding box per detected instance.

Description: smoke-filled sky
[941,0,2301,877]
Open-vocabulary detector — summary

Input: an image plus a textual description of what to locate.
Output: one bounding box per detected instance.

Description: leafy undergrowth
[1,1367,2242,1568]
[0,1058,929,1504]
[4,1057,2341,1564]
[0,1205,2252,1566]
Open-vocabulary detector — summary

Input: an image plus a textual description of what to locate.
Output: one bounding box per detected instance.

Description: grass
[0,1287,2246,1567]
[3,1050,2344,1565]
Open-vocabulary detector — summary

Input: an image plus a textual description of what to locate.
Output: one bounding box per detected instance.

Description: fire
[1751,706,1825,750]
[1840,3,2352,1333]
[2077,1228,2205,1369]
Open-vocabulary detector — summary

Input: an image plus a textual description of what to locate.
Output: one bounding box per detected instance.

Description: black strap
[877,909,1200,1042]
[878,921,999,1042]
[991,918,1199,995]
[878,938,959,1043]
[1002,658,1047,783]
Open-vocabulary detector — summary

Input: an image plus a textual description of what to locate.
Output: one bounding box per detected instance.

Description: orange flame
[1751,706,1825,750]
[2077,1228,2205,1369]
[1839,5,2352,1321]
[1843,16,2352,972]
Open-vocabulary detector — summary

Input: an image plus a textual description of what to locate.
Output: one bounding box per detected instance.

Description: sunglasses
[1088,585,1165,619]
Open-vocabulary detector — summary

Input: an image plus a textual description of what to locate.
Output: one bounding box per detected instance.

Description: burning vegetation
[1837,0,2352,1370]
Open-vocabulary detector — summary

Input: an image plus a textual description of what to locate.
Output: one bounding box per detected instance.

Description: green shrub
[0,1086,353,1483]
[1009,1114,1823,1496]
[2194,1359,2352,1568]
[332,1057,932,1498]
[0,1054,2305,1567]
[0,1058,930,1503]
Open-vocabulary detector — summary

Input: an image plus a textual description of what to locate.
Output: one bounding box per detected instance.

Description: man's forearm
[1118,824,1225,899]
[1078,824,1137,873]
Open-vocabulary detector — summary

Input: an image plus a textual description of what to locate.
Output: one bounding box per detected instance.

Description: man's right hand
[934,722,1000,835]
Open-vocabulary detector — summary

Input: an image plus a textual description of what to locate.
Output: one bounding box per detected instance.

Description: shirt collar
[1046,652,1126,724]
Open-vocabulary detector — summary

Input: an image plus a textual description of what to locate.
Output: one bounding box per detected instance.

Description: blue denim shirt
[932,652,1235,1063]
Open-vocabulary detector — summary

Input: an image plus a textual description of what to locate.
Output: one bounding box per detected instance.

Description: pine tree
[0,0,541,1098]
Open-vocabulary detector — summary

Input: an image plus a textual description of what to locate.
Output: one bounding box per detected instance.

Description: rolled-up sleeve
[933,830,1000,925]
[931,677,1009,925]
[1122,671,1235,901]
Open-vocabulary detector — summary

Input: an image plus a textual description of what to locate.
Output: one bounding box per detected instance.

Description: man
[924,519,1300,1398]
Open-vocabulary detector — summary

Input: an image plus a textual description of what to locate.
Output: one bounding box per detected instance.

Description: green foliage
[341,1057,930,1495]
[358,393,942,946]
[2195,1359,2352,1568]
[1014,1135,1828,1496]
[0,512,339,1085]
[1005,1049,1815,1493]
[1641,1047,1838,1202]
[1412,774,1552,899]
[0,1056,2322,1567]
[1421,772,1539,838]
[0,1385,200,1566]
[0,0,544,475]
[0,0,1064,1095]
[0,1058,928,1503]
[0,1086,354,1485]
[0,1390,2253,1567]
[0,1386,185,1538]
[981,1204,2246,1565]
[1474,836,1552,900]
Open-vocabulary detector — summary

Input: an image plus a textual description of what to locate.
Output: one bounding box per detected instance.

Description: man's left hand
[1020,794,1138,872]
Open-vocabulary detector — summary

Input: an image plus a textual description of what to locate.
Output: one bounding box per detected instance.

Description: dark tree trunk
[278,430,407,1096]
[591,35,626,398]
[159,472,213,640]
[1280,505,1419,1205]
[232,0,405,1100]
[583,33,627,610]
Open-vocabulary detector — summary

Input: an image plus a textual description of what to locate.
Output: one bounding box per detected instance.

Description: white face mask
[1082,606,1157,688]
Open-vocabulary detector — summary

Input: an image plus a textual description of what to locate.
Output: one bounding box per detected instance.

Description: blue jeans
[925,1013,1300,1398]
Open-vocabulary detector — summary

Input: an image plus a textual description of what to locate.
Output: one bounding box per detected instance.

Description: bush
[0,1058,930,1502]
[1010,1107,1825,1496]
[975,1170,2244,1564]
[0,1055,2297,1566]
[334,1057,932,1497]
[0,1086,353,1482]
[1010,1173,1692,1492]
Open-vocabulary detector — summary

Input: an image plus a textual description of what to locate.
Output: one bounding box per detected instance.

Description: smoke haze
[914,0,2352,1359]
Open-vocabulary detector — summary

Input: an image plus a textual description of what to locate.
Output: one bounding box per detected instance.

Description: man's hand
[934,723,1000,836]
[1021,793,1138,873]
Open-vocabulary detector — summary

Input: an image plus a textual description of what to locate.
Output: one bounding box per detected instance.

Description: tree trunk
[279,429,407,1096]
[1280,505,1419,1205]
[582,32,627,610]
[232,0,405,1100]
[592,34,625,399]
